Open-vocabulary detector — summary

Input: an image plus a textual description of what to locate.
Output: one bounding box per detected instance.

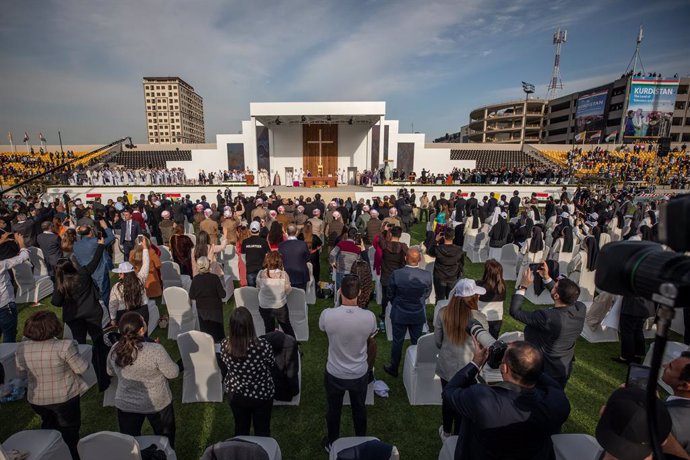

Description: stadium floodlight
[521,81,535,94]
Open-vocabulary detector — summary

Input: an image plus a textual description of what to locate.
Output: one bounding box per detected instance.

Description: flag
[605,131,618,142]
[39,132,46,142]
[574,131,585,142]
[7,132,12,143]
[23,132,29,143]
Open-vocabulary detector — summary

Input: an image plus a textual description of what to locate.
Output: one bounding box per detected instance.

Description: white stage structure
[167,101,473,183]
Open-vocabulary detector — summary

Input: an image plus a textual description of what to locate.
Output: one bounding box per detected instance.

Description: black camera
[466,319,508,369]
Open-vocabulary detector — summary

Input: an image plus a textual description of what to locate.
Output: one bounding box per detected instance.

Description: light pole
[520,82,535,151]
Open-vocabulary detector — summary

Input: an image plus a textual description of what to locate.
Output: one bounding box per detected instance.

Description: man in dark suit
[119,208,141,259]
[509,190,521,218]
[278,225,310,291]
[453,190,466,223]
[614,295,654,364]
[36,221,62,278]
[662,351,690,454]
[465,192,478,215]
[444,341,570,460]
[384,248,432,377]
[11,213,37,248]
[510,261,585,387]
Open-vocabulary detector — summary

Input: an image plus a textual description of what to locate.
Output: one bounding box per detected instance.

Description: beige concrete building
[143,77,205,144]
[468,99,547,143]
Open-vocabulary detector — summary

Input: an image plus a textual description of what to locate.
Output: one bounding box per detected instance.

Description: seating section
[111,150,192,169]
[0,150,89,187]
[449,149,546,169]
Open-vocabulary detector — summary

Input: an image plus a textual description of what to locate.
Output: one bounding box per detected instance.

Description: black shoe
[321,436,331,454]
[611,356,641,364]
[384,364,398,378]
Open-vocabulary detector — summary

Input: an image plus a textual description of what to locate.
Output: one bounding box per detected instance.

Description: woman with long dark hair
[109,237,150,325]
[256,251,295,337]
[267,220,285,251]
[107,312,179,447]
[170,223,194,276]
[434,279,488,440]
[220,307,275,436]
[192,229,227,277]
[298,220,322,282]
[476,260,507,338]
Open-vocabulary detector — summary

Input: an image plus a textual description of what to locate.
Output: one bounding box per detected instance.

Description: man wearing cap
[662,351,690,454]
[443,340,570,460]
[355,205,371,233]
[596,387,689,460]
[251,198,268,222]
[384,248,432,377]
[199,208,219,245]
[308,209,325,244]
[510,261,585,387]
[242,221,270,287]
[365,209,382,246]
[159,210,174,246]
[118,208,141,260]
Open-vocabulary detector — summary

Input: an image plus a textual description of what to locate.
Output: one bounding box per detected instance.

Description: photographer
[443,339,570,460]
[509,261,585,387]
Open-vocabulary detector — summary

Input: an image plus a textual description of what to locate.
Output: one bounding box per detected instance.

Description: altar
[303,176,337,187]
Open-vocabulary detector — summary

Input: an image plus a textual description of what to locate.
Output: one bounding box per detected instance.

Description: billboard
[574,88,609,142]
[624,78,679,139]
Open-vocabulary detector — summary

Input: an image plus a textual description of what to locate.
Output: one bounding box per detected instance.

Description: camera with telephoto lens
[594,195,690,308]
[466,319,508,369]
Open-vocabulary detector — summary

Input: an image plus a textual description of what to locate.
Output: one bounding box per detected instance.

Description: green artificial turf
[0,222,678,459]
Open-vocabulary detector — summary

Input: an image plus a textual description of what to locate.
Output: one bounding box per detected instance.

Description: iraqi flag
[23,132,29,143]
[605,131,618,142]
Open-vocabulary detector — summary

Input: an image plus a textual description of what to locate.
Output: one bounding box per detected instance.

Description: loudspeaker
[658,137,671,157]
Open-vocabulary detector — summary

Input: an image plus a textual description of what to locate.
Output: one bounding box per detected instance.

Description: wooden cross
[307,128,333,168]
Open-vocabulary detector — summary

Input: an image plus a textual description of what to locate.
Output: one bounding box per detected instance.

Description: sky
[1,0,689,145]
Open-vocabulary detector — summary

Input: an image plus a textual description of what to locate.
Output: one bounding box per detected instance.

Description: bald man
[384,247,432,377]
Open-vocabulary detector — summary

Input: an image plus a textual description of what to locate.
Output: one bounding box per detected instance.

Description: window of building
[682,133,690,142]
[686,117,690,126]
[678,85,688,95]
[676,101,686,110]
[670,133,680,142]
[673,117,683,126]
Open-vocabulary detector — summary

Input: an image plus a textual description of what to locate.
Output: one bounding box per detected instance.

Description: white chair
[577,267,597,303]
[222,274,235,303]
[111,238,124,264]
[462,232,476,253]
[438,435,458,460]
[103,374,118,407]
[403,333,442,405]
[274,353,301,406]
[177,331,223,403]
[78,431,176,460]
[78,344,97,391]
[581,301,619,343]
[286,288,309,341]
[343,381,375,406]
[432,300,449,326]
[499,244,519,281]
[222,244,240,281]
[305,262,316,305]
[671,308,685,337]
[481,331,524,383]
[467,232,489,263]
[385,304,429,341]
[0,343,19,381]
[160,261,192,292]
[184,221,194,234]
[643,341,689,394]
[185,233,197,246]
[12,262,53,304]
[1,430,71,460]
[158,245,172,262]
[524,282,555,306]
[235,287,264,336]
[27,247,49,276]
[400,232,411,246]
[552,434,603,460]
[232,436,282,460]
[147,300,160,335]
[329,437,399,460]
[557,250,575,277]
[163,287,199,340]
[425,261,436,304]
[479,300,504,324]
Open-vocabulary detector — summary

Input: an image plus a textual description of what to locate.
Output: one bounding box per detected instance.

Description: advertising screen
[574,88,609,142]
[624,78,679,139]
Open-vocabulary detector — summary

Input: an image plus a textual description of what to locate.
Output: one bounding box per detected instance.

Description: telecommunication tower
[625,25,645,76]
[547,28,567,100]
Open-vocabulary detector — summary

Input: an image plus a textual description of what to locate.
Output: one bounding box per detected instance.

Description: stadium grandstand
[449,147,552,169]
[110,149,192,169]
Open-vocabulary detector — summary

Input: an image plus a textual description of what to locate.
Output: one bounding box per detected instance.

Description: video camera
[466,319,507,369]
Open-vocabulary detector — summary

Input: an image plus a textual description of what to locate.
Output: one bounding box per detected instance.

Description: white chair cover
[12,263,53,304]
[163,286,199,340]
[481,331,524,383]
[78,431,176,460]
[103,374,118,407]
[403,333,442,405]
[580,301,619,343]
[343,381,375,406]
[222,243,240,281]
[305,262,316,305]
[577,267,597,302]
[643,341,689,394]
[467,232,489,263]
[147,300,160,335]
[329,437,398,460]
[274,353,301,406]
[385,303,429,341]
[400,232,411,247]
[2,430,71,460]
[432,300,449,326]
[524,283,555,306]
[557,250,574,277]
[160,261,192,292]
[438,435,458,460]
[158,245,172,262]
[425,261,436,304]
[233,436,282,460]
[462,233,476,253]
[111,238,124,264]
[0,343,19,381]
[479,300,504,322]
[552,434,603,460]
[185,233,197,246]
[177,331,223,403]
[499,244,519,281]
[235,287,264,336]
[286,288,309,341]
[27,247,49,276]
[488,246,502,261]
[222,274,234,303]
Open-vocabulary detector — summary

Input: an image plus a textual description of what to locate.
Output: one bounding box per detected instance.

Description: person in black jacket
[428,227,464,301]
[613,295,654,364]
[53,239,110,390]
[262,330,299,402]
[189,256,227,343]
[508,190,521,218]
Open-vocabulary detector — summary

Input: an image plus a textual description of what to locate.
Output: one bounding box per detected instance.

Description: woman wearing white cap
[434,278,488,441]
[109,238,151,325]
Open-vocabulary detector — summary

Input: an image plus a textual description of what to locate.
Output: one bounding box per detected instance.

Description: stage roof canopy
[250,101,385,126]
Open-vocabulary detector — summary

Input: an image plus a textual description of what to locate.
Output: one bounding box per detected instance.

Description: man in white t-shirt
[319,274,377,452]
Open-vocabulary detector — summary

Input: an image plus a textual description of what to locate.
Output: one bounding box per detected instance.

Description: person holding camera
[510,261,585,387]
[443,339,570,460]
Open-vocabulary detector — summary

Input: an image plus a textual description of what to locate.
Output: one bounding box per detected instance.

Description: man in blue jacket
[73,219,114,308]
[443,339,570,460]
[384,247,432,377]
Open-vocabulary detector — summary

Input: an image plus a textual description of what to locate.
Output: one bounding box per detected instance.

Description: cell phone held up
[626,363,651,391]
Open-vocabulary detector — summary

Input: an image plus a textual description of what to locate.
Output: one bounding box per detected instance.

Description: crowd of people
[0,183,689,459]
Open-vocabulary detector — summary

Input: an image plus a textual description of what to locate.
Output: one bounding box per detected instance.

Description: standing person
[319,275,377,452]
[427,227,464,301]
[509,190,521,218]
[189,256,227,343]
[0,233,29,343]
[379,225,408,320]
[191,230,227,277]
[109,240,150,324]
[419,192,430,222]
[15,311,90,459]
[298,221,322,284]
[613,295,654,364]
[107,312,179,447]
[242,221,271,287]
[199,208,219,244]
[328,228,363,293]
[220,307,275,436]
[73,219,114,308]
[236,223,250,287]
[434,279,489,441]
[661,351,690,454]
[384,248,432,377]
[278,225,310,291]
[365,209,382,245]
[119,208,141,260]
[170,224,194,276]
[37,221,62,279]
[510,262,585,387]
[476,259,507,339]
[256,251,295,338]
[158,210,174,246]
[129,235,162,301]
